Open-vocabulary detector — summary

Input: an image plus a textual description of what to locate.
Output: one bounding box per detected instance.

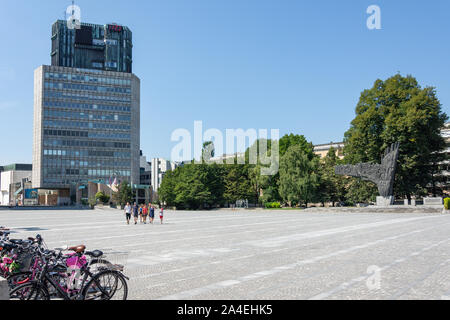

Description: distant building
[0,164,33,206]
[210,153,246,163]
[139,151,152,187]
[314,142,345,159]
[151,158,178,194]
[438,122,450,196]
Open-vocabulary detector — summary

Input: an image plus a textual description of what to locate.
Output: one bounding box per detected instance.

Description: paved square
[2,208,450,300]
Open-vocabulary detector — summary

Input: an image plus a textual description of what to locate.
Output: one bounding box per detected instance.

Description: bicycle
[10,245,128,300]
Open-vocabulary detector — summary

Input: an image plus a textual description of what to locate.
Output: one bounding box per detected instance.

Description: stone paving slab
[1,208,449,300]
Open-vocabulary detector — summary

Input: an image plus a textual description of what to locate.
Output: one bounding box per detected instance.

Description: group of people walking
[124,202,164,225]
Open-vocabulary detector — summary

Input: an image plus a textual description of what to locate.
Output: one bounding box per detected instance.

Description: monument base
[377,196,394,207]
[423,197,443,206]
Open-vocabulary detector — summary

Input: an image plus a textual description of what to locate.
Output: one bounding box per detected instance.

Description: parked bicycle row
[0,226,128,300]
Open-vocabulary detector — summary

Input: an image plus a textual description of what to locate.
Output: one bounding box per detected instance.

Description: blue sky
[0,0,449,164]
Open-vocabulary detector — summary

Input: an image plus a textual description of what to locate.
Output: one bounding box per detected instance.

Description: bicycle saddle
[68,245,86,253]
[85,250,103,258]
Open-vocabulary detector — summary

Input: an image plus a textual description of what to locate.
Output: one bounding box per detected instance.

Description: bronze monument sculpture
[335,142,400,206]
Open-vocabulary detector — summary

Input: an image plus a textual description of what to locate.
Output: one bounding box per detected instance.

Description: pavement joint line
[3,209,450,300]
[6,214,297,230]
[389,258,450,300]
[308,236,450,300]
[39,214,443,248]
[3,211,316,226]
[124,222,327,253]
[244,216,440,248]
[131,248,291,281]
[127,216,447,259]
[39,218,336,245]
[243,259,362,299]
[155,226,433,300]
[128,217,442,273]
[44,219,450,278]
[110,219,450,278]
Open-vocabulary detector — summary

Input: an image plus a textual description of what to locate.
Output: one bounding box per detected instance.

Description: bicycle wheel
[9,282,50,300]
[7,272,32,290]
[82,270,128,300]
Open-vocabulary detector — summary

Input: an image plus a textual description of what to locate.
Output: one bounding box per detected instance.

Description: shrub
[445,198,450,210]
[264,202,281,209]
[88,197,97,208]
[95,191,110,204]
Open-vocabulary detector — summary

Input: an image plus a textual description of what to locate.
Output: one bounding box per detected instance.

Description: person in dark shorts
[124,202,132,225]
[149,205,155,224]
[139,204,144,223]
[132,202,139,225]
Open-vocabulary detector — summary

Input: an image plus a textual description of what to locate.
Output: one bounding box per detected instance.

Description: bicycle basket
[92,250,129,272]
[17,253,33,272]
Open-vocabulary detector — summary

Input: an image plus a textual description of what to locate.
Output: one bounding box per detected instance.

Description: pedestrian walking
[142,204,148,224]
[139,204,144,223]
[132,202,139,225]
[159,207,164,224]
[149,205,155,224]
[124,202,132,225]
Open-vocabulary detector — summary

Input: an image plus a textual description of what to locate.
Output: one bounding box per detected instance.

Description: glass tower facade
[51,20,133,73]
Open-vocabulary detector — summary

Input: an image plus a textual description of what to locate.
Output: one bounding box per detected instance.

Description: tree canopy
[344,74,448,198]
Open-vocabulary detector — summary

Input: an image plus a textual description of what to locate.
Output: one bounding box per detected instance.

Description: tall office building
[33,20,140,198]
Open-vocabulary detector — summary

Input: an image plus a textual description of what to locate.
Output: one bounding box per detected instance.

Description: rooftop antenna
[64,1,75,21]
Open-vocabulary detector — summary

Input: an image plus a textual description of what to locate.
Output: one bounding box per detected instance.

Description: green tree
[279,145,320,207]
[344,179,378,206]
[245,139,276,205]
[279,134,314,158]
[174,164,212,209]
[344,74,448,199]
[160,162,226,210]
[317,147,347,206]
[159,169,178,206]
[245,136,314,205]
[223,164,254,204]
[112,181,133,207]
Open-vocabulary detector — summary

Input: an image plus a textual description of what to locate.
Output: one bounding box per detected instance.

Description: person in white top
[124,202,132,225]
[159,207,164,225]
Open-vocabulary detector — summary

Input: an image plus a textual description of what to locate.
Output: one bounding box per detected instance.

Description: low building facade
[0,164,33,206]
[314,142,345,159]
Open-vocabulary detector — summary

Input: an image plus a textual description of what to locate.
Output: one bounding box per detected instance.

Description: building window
[92,62,103,69]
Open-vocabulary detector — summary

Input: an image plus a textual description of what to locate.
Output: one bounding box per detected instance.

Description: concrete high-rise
[33,20,140,200]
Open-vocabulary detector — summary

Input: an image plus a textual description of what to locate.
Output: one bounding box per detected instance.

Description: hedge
[264,202,281,209]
